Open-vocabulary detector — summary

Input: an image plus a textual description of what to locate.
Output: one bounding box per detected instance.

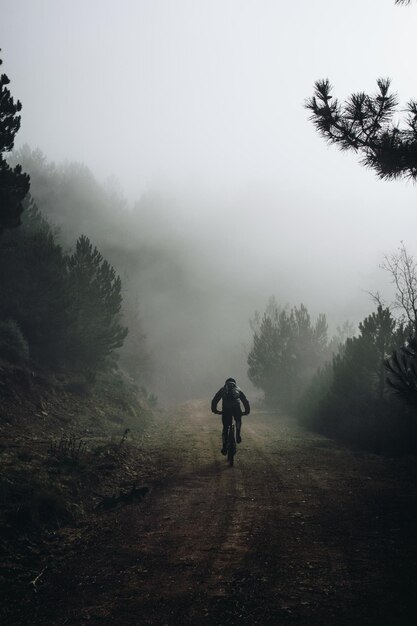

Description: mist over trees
[296,245,417,455]
[298,305,416,454]
[0,199,128,374]
[7,145,260,401]
[300,0,417,454]
[247,301,330,410]
[4,145,151,382]
[0,59,130,381]
[249,279,417,454]
[2,0,417,427]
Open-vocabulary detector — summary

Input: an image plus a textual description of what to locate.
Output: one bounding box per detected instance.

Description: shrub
[297,306,417,454]
[0,319,29,364]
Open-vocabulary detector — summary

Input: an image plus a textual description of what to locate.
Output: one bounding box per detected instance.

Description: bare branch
[380,243,417,324]
[366,290,386,309]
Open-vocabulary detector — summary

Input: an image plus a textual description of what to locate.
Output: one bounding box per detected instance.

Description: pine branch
[306,78,417,180]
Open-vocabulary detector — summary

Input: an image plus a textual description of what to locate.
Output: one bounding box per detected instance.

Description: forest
[2,42,417,456]
[1,1,417,624]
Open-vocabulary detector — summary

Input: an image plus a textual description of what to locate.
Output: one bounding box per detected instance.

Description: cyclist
[211,378,250,455]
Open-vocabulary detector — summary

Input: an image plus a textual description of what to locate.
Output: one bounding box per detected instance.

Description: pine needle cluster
[306,1,417,181]
[306,78,417,181]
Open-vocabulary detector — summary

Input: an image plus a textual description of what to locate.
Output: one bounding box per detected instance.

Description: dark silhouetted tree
[306,2,417,181]
[323,307,406,415]
[0,203,130,371]
[7,147,150,381]
[386,331,417,405]
[0,52,30,231]
[380,244,417,405]
[0,198,71,364]
[380,243,417,324]
[66,235,128,371]
[298,306,414,452]
[358,305,410,399]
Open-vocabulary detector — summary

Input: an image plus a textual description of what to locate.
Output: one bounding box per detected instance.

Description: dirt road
[32,402,417,625]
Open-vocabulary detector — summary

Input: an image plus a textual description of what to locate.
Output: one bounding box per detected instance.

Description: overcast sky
[2,0,417,328]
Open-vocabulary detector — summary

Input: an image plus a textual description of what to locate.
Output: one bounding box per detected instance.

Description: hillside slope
[0,362,154,623]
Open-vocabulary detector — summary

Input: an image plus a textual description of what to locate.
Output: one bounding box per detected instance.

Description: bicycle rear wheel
[227,424,236,466]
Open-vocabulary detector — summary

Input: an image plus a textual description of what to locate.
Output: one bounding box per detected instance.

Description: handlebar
[212,410,249,416]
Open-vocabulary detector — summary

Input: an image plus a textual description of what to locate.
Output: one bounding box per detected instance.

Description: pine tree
[298,306,412,452]
[0,200,71,365]
[247,313,279,402]
[306,2,417,181]
[386,329,417,405]
[0,52,30,231]
[66,235,128,370]
[247,302,329,409]
[358,306,409,399]
[377,243,417,405]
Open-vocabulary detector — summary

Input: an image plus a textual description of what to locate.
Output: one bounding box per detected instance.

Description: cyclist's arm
[239,391,250,415]
[211,388,223,413]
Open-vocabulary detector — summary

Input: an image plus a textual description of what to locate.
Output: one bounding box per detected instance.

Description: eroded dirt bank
[11,401,417,625]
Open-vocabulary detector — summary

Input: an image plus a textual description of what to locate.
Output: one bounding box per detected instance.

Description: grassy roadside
[0,362,156,623]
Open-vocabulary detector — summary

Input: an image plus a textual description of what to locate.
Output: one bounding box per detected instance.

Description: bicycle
[225,419,237,466]
[214,410,238,467]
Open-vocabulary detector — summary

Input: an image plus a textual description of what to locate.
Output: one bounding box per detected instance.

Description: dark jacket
[211,386,250,414]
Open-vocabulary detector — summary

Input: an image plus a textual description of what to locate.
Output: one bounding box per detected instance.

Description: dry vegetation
[0,361,155,622]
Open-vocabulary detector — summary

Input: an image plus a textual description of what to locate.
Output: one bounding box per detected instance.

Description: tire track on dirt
[217,413,417,626]
[32,403,417,626]
[119,402,260,625]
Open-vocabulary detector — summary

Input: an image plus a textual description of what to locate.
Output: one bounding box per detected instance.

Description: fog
[2,0,417,401]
